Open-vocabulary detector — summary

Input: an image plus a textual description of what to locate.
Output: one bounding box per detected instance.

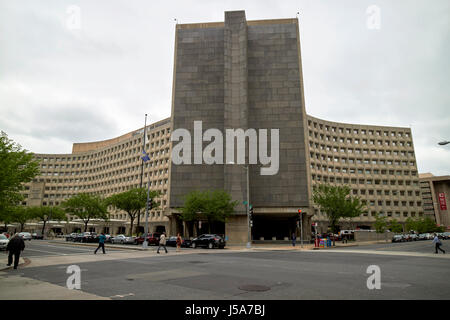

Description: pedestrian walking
[292,232,296,247]
[6,233,25,269]
[176,233,182,252]
[94,233,106,254]
[157,232,168,254]
[432,234,445,254]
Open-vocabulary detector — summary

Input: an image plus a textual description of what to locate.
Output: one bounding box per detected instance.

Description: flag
[141,150,150,162]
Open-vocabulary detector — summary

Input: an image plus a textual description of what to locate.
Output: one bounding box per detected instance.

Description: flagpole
[138,114,147,235]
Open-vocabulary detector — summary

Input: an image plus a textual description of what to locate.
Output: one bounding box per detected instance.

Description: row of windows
[307,121,411,138]
[350,189,421,197]
[38,168,169,179]
[311,175,420,186]
[309,133,413,147]
[316,211,423,218]
[310,145,414,158]
[38,127,170,162]
[310,164,417,176]
[310,154,415,165]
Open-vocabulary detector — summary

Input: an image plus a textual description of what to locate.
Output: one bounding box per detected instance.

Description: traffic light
[249,205,253,227]
[297,209,302,221]
[148,198,153,210]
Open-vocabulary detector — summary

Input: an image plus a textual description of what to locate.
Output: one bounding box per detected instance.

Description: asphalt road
[10,242,450,300]
[14,240,126,257]
[337,239,449,254]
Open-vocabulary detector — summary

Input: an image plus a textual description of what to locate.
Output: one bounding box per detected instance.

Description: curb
[0,257,29,271]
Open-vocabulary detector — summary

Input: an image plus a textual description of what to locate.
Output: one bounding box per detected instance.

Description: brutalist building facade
[168,11,312,244]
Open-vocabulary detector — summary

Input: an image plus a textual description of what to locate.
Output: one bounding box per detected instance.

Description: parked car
[392,234,405,243]
[424,233,434,240]
[442,232,450,240]
[191,234,226,249]
[166,236,178,247]
[32,232,44,240]
[0,234,9,250]
[418,233,427,240]
[79,232,97,243]
[18,232,32,241]
[409,234,418,241]
[73,233,84,242]
[65,233,78,241]
[111,234,135,244]
[135,232,161,245]
[181,239,192,248]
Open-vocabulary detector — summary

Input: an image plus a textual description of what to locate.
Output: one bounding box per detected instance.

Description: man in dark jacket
[6,234,25,269]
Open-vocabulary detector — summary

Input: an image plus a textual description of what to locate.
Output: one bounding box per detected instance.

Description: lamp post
[227,161,251,248]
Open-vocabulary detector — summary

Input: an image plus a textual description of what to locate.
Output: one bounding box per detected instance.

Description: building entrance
[252,216,298,241]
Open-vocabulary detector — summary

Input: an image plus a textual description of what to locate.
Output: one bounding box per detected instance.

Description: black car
[74,232,97,243]
[166,236,192,248]
[181,239,192,248]
[166,236,178,247]
[192,234,226,249]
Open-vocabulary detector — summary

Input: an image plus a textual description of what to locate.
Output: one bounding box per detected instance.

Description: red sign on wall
[438,193,447,211]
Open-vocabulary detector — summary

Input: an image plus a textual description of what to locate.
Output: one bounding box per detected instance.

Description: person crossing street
[157,232,168,254]
[6,233,25,269]
[432,234,445,254]
[94,233,106,254]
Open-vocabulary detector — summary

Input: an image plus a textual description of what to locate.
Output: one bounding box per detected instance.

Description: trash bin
[326,238,332,247]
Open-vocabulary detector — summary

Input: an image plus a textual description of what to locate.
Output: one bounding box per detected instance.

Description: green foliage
[10,206,34,231]
[312,184,366,233]
[29,205,67,235]
[106,187,160,236]
[374,215,388,233]
[180,190,237,233]
[62,193,108,232]
[403,217,443,233]
[387,219,403,233]
[0,132,40,211]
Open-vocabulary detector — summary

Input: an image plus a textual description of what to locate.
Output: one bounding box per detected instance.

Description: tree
[0,207,13,231]
[405,217,418,233]
[0,132,40,213]
[30,205,67,237]
[11,206,34,232]
[180,190,237,234]
[106,188,159,236]
[374,215,388,234]
[312,184,366,236]
[62,193,108,232]
[387,219,403,233]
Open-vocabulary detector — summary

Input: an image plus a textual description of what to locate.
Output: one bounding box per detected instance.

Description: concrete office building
[419,173,450,230]
[9,11,425,243]
[17,119,172,235]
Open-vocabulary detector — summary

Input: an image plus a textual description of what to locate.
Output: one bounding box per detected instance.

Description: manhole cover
[188,261,206,264]
[238,285,270,292]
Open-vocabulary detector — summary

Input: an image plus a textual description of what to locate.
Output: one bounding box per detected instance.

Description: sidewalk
[0,253,26,271]
[0,272,109,300]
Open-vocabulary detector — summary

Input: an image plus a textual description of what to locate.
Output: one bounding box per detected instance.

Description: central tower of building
[168,11,312,244]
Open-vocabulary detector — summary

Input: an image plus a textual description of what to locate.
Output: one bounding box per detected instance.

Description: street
[0,240,449,300]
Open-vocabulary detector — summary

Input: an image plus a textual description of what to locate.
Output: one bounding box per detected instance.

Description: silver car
[18,232,32,241]
[0,234,9,250]
[111,234,135,244]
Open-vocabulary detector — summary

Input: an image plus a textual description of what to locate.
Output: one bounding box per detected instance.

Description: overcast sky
[0,0,449,175]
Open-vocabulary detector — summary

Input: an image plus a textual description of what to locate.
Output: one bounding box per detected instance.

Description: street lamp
[227,161,251,248]
[438,141,450,146]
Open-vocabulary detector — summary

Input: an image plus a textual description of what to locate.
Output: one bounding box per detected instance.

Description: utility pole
[137,114,147,234]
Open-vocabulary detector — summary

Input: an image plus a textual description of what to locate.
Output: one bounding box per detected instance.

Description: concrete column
[223,11,249,220]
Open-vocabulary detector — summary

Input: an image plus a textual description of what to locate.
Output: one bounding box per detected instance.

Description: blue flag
[141,150,150,162]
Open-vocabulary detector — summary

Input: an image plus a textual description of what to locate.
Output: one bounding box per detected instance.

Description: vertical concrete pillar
[223,11,249,244]
[223,10,248,215]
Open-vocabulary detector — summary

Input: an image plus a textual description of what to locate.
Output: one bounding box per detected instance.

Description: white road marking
[110,293,135,298]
